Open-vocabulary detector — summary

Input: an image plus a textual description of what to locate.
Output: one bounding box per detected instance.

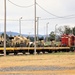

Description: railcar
[0,34,74,55]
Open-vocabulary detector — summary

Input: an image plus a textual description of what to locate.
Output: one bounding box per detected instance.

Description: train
[0,34,75,55]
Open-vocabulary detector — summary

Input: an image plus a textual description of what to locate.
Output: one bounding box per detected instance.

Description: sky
[0,0,75,35]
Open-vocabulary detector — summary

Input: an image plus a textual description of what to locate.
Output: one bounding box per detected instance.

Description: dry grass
[0,53,75,75]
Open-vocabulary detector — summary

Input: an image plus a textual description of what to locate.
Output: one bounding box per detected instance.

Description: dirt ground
[0,52,75,75]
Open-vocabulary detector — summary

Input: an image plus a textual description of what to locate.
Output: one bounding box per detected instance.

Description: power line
[4,0,75,20]
[40,16,75,20]
[0,16,75,22]
[0,19,34,21]
[8,0,34,8]
[36,3,75,19]
[36,3,60,18]
[62,14,75,18]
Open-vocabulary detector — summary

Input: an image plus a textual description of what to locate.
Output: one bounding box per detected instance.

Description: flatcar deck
[0,47,70,51]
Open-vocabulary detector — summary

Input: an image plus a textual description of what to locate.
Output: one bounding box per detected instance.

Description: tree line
[0,25,75,42]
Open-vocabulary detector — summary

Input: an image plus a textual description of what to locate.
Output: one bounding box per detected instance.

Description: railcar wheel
[22,51,26,54]
[42,51,45,54]
[6,52,9,55]
[37,51,40,54]
[29,51,34,54]
[14,51,18,55]
[48,50,52,53]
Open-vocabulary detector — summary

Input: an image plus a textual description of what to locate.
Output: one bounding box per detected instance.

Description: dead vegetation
[0,53,75,75]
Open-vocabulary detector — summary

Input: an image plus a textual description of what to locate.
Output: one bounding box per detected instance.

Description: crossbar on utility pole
[4,0,6,56]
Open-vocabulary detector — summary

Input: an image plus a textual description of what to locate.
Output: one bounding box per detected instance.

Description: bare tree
[58,25,71,35]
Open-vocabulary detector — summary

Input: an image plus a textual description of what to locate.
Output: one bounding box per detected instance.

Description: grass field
[0,52,75,75]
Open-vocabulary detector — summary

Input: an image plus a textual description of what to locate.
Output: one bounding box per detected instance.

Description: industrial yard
[0,0,75,74]
[0,52,75,75]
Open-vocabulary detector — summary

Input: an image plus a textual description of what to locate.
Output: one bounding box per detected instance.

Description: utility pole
[34,0,36,55]
[46,22,49,42]
[4,0,6,56]
[36,17,40,41]
[72,27,73,35]
[19,17,22,36]
[28,32,31,40]
[55,24,58,42]
[0,24,1,32]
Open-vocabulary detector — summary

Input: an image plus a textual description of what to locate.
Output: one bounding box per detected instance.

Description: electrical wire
[7,0,75,20]
[40,17,75,20]
[0,19,34,21]
[0,16,75,22]
[62,14,75,18]
[36,3,60,18]
[36,3,75,19]
[8,0,34,8]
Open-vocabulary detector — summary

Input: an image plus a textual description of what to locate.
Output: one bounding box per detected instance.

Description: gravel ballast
[0,66,75,72]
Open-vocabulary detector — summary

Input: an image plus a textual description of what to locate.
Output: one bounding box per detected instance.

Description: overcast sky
[0,0,75,35]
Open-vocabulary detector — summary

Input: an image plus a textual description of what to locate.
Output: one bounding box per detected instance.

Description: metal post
[0,24,1,32]
[4,0,6,56]
[55,24,57,42]
[34,0,36,55]
[36,17,40,41]
[29,32,31,40]
[72,27,73,35]
[46,22,49,42]
[19,17,22,36]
